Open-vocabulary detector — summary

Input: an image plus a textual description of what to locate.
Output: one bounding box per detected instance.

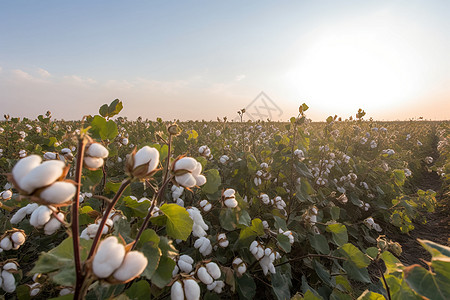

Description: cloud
[12,69,34,80]
[38,68,51,78]
[235,74,246,81]
[63,75,97,85]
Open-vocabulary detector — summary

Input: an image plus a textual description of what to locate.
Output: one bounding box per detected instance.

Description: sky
[1,0,449,121]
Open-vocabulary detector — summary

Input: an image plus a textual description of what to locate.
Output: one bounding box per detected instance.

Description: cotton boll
[44,213,64,235]
[1,190,12,200]
[1,270,16,293]
[183,279,201,300]
[132,146,160,174]
[12,155,42,191]
[29,205,53,228]
[199,200,212,212]
[80,228,90,240]
[25,203,39,214]
[92,236,126,278]
[197,266,213,285]
[20,160,65,194]
[205,262,221,279]
[224,198,238,208]
[113,251,148,282]
[195,175,206,186]
[86,143,109,158]
[10,207,28,224]
[171,281,184,300]
[173,157,197,172]
[40,181,76,204]
[11,232,25,246]
[84,157,104,169]
[175,174,196,189]
[0,237,12,250]
[223,189,235,198]
[178,255,194,273]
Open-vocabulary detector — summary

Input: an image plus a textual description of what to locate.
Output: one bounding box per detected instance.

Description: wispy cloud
[235,74,246,81]
[38,68,51,78]
[12,69,34,80]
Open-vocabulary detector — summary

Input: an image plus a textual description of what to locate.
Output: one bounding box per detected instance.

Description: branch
[72,137,86,299]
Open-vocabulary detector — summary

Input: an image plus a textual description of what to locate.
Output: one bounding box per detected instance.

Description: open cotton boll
[86,143,109,158]
[224,189,236,199]
[224,198,238,208]
[207,280,225,293]
[173,157,197,172]
[197,266,213,285]
[195,175,206,186]
[12,155,42,190]
[92,236,125,278]
[29,205,53,228]
[205,262,221,279]
[11,232,25,246]
[1,190,12,200]
[175,173,196,188]
[44,213,64,235]
[0,237,12,250]
[25,203,39,214]
[171,281,184,300]
[133,146,160,174]
[10,208,28,224]
[40,181,76,204]
[84,157,104,169]
[1,270,16,293]
[183,279,201,300]
[20,160,65,194]
[113,251,148,282]
[178,255,194,273]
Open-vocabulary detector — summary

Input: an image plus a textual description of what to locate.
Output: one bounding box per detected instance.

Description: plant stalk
[72,137,86,296]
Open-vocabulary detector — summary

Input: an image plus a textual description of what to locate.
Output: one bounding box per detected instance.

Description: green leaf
[357,290,385,300]
[99,104,109,117]
[125,280,151,300]
[219,208,238,231]
[151,256,175,289]
[342,261,371,283]
[31,238,93,286]
[304,290,323,300]
[202,169,221,194]
[392,169,406,186]
[365,247,379,259]
[239,218,265,243]
[153,204,193,241]
[326,224,348,246]
[339,243,370,268]
[120,196,151,218]
[271,268,292,300]
[313,260,331,286]
[141,243,162,280]
[108,99,123,117]
[403,262,450,300]
[102,120,118,140]
[330,206,340,220]
[236,273,256,300]
[418,239,450,259]
[309,234,330,254]
[277,234,292,253]
[385,274,422,300]
[90,115,107,140]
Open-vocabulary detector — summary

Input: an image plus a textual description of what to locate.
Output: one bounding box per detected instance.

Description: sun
[285,19,426,118]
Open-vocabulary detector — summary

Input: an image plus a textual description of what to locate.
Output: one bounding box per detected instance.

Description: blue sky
[1,1,449,120]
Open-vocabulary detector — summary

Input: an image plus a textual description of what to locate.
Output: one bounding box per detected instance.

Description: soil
[386,169,450,267]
